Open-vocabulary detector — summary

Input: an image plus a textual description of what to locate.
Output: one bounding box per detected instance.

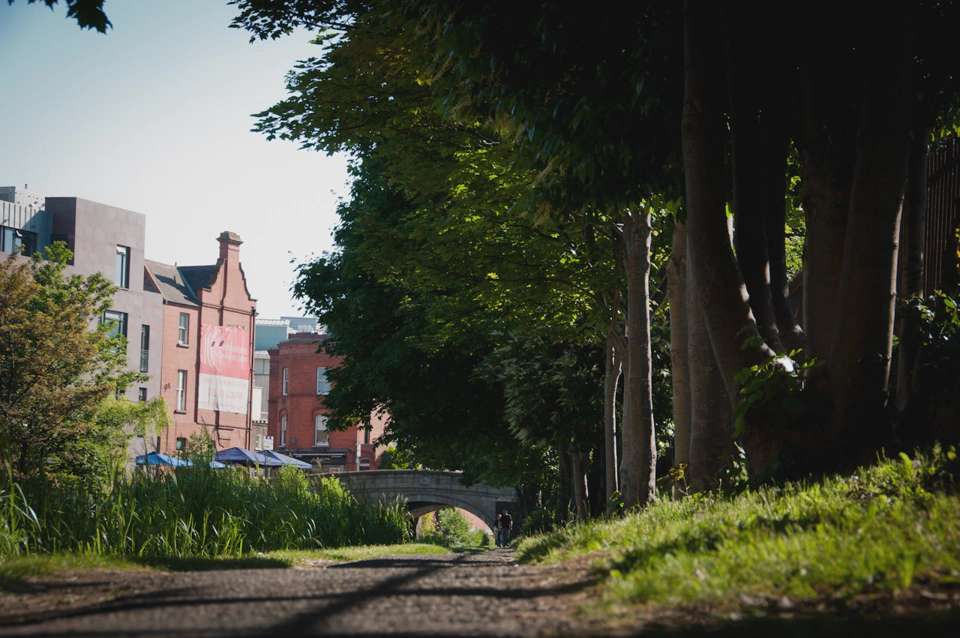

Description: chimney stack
[218,231,243,264]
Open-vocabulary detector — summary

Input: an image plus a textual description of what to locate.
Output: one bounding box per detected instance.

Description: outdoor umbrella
[215,447,284,467]
[262,450,312,469]
[135,452,192,467]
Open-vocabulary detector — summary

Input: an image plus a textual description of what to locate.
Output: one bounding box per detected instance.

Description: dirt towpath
[0,549,607,637]
[4,550,959,637]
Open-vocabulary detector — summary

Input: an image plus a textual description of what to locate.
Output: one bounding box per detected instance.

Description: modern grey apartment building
[0,186,164,405]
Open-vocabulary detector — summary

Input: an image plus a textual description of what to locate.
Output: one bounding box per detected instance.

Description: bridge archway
[404,494,496,530]
[333,470,515,531]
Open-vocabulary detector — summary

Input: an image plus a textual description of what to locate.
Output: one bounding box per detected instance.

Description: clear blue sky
[0,0,350,319]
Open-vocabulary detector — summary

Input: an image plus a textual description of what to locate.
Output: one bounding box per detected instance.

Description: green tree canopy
[0,245,139,484]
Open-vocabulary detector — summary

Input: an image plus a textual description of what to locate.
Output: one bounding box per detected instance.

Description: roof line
[178,265,199,300]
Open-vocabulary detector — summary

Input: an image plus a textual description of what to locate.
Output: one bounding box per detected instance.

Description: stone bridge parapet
[333,470,515,530]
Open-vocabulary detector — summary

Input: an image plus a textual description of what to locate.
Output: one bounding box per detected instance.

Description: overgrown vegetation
[516,449,960,609]
[0,461,408,560]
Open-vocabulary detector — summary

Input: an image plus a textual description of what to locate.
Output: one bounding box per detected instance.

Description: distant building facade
[253,317,323,452]
[267,333,383,471]
[145,232,257,454]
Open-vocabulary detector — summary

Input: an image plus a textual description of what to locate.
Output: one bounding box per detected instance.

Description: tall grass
[516,447,960,607]
[0,464,408,559]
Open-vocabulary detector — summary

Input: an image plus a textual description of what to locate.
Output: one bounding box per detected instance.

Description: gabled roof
[144,259,220,307]
[179,263,220,293]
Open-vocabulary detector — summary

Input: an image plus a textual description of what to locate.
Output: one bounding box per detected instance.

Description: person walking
[497,509,513,548]
[494,512,502,547]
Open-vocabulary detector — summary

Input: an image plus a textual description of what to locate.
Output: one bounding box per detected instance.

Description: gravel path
[0,550,607,637]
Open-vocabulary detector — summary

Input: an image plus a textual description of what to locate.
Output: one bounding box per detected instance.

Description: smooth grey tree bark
[618,210,657,507]
[604,330,622,500]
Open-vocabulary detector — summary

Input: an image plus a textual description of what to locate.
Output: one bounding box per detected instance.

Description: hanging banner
[198,324,250,414]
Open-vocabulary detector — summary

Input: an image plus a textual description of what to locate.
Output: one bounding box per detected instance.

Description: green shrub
[436,508,472,546]
[417,508,482,547]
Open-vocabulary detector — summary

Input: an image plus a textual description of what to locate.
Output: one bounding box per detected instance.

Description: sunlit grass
[0,544,454,589]
[0,552,140,589]
[266,543,453,564]
[517,448,960,609]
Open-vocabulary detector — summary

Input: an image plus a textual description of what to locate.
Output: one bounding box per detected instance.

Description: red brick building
[267,333,383,471]
[145,232,257,454]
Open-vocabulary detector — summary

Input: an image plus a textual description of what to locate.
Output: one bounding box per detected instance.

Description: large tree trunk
[604,330,622,500]
[799,10,859,369]
[726,15,783,354]
[763,108,805,355]
[618,210,657,508]
[683,0,779,476]
[686,271,738,491]
[826,8,915,464]
[896,124,931,413]
[728,2,804,356]
[667,221,691,474]
[682,1,776,397]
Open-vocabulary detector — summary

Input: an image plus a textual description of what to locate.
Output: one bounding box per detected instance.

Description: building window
[314,415,329,447]
[140,325,150,373]
[358,458,371,471]
[282,368,288,396]
[101,310,128,339]
[1,227,36,256]
[176,370,187,412]
[316,367,330,395]
[116,245,130,288]
[364,427,371,445]
[280,414,287,447]
[138,387,147,402]
[178,313,189,345]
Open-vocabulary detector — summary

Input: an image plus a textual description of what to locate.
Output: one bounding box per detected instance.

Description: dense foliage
[229,0,960,511]
[0,245,144,489]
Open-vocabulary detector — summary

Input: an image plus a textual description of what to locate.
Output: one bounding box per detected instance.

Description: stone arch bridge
[334,470,515,530]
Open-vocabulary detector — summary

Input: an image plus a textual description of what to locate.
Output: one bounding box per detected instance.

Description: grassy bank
[0,465,408,560]
[517,448,960,612]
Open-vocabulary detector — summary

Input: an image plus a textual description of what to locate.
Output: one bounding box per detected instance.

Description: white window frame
[282,368,289,396]
[178,312,189,345]
[176,370,187,412]
[316,367,330,395]
[280,414,287,447]
[116,245,130,289]
[314,414,329,447]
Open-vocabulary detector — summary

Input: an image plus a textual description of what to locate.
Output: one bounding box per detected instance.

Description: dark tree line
[45,0,960,512]
[228,0,960,507]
